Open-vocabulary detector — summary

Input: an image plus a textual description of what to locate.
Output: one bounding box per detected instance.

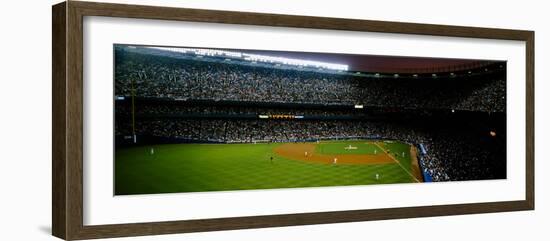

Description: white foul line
[373,142,420,183]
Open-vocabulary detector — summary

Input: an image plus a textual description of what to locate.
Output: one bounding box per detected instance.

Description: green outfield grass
[316,141,380,155]
[381,141,413,170]
[115,140,417,195]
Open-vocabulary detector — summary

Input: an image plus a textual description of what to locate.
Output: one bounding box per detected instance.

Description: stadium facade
[114,45,506,185]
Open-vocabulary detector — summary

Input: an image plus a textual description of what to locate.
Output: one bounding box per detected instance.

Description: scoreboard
[258,114,304,119]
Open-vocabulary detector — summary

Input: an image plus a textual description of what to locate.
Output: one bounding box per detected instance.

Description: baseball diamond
[115,140,421,195]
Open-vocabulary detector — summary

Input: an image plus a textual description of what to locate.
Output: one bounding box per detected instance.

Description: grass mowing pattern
[115,140,416,195]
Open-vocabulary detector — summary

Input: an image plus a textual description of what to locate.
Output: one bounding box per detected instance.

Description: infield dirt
[273,142,395,165]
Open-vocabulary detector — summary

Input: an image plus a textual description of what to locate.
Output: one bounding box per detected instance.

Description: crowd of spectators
[421,132,505,181]
[115,50,506,112]
[131,119,377,142]
[129,104,364,117]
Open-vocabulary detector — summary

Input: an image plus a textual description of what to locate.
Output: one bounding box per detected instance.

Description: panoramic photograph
[113,44,506,195]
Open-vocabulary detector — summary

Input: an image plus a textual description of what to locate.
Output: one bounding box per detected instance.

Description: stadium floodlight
[147,46,243,59]
[242,53,348,71]
[354,105,364,109]
[146,46,348,71]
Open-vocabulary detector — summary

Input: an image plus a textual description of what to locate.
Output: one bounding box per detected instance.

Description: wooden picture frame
[52,1,534,240]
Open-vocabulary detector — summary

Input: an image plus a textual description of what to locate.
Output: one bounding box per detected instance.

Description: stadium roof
[233,49,501,74]
[148,46,349,71]
[144,45,503,74]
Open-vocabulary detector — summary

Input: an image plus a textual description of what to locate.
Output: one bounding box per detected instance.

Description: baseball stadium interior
[114,45,506,194]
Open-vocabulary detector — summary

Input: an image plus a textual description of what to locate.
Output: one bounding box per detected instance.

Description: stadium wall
[416,144,434,182]
[117,134,411,147]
